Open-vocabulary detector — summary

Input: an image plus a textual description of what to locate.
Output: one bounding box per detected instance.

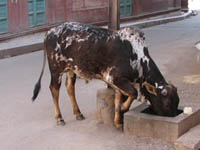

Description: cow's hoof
[76,114,85,120]
[57,119,66,126]
[115,124,123,131]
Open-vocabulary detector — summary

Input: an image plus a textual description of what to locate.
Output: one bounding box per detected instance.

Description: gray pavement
[0,12,200,150]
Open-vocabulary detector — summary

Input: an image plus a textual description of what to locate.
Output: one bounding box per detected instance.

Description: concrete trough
[124,103,200,143]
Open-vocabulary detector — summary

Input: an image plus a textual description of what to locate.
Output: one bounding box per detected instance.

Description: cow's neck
[142,57,167,87]
[117,27,167,87]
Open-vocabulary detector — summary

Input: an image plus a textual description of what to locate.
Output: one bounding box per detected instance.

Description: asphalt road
[0,13,200,150]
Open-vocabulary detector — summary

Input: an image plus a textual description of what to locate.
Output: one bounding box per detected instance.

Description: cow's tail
[32,40,47,101]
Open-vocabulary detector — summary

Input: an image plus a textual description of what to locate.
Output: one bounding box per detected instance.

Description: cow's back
[45,22,133,80]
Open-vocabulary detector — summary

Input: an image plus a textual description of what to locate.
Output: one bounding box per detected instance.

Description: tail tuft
[32,79,41,101]
[31,43,47,102]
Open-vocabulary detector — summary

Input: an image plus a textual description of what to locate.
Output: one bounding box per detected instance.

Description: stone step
[175,124,200,150]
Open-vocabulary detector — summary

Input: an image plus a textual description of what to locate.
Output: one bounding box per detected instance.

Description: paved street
[0,13,200,150]
[145,13,200,108]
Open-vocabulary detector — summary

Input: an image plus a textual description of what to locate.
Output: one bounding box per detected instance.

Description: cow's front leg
[114,93,134,129]
[66,71,85,120]
[49,74,65,125]
[114,90,123,129]
[112,77,138,129]
[121,96,134,113]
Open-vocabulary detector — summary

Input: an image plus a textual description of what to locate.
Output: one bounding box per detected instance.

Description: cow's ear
[143,81,157,96]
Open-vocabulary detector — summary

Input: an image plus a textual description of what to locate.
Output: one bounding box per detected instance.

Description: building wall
[8,0,29,33]
[46,0,67,25]
[65,0,108,24]
[181,0,188,9]
[0,0,182,40]
[134,0,181,16]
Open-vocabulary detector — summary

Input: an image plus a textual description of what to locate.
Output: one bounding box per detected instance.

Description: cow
[32,22,179,129]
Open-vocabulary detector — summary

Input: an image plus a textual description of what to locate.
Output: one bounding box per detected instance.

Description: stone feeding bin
[96,88,127,127]
[124,103,200,143]
[96,88,200,144]
[96,88,115,127]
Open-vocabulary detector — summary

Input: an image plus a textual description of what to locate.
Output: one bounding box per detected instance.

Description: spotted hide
[32,22,179,128]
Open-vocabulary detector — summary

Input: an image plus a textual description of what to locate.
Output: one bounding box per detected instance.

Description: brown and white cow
[32,22,179,129]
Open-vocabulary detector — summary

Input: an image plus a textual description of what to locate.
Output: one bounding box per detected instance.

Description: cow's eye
[161,89,167,96]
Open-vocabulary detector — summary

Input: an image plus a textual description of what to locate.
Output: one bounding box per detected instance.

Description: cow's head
[118,26,180,116]
[142,82,180,117]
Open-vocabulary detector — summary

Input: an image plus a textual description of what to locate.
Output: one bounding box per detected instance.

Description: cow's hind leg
[66,71,85,120]
[49,73,65,125]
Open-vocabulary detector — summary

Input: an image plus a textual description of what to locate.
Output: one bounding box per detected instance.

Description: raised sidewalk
[0,11,192,59]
